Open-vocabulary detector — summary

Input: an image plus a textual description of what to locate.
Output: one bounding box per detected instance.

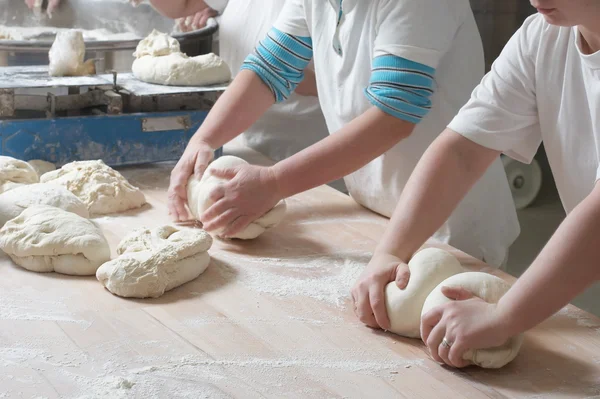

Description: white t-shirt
[450,14,600,216]
[273,0,519,266]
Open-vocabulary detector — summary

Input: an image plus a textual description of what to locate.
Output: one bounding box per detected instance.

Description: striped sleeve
[364,55,436,124]
[241,27,313,103]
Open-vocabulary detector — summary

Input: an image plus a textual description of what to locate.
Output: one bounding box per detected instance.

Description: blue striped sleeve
[364,55,436,124]
[241,27,313,102]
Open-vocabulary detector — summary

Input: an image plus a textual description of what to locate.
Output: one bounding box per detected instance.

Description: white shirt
[450,14,600,216]
[273,0,519,266]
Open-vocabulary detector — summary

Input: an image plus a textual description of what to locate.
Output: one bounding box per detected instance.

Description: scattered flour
[557,307,600,328]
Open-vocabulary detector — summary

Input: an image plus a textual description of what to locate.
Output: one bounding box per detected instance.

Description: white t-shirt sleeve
[448,15,543,164]
[204,0,228,14]
[373,0,465,68]
[273,0,310,37]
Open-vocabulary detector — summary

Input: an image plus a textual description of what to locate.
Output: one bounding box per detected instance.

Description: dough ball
[0,205,110,275]
[187,155,286,240]
[0,183,89,228]
[41,160,146,216]
[421,272,524,368]
[133,29,181,58]
[0,156,39,194]
[48,30,96,77]
[96,225,213,298]
[28,160,56,178]
[385,248,464,338]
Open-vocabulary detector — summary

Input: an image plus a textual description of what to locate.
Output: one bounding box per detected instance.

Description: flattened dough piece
[0,205,110,275]
[0,183,89,228]
[187,155,286,240]
[421,272,524,368]
[0,156,39,194]
[385,248,465,338]
[96,225,213,298]
[41,160,146,215]
[28,160,56,178]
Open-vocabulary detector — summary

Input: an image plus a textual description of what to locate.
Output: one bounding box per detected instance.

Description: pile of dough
[132,29,231,86]
[187,155,287,240]
[0,205,110,275]
[96,225,212,298]
[421,272,524,368]
[48,30,96,77]
[28,160,56,178]
[40,160,146,215]
[0,156,39,194]
[384,248,464,338]
[0,183,89,228]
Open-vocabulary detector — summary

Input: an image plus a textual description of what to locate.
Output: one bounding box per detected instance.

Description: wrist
[495,296,523,337]
[266,165,286,200]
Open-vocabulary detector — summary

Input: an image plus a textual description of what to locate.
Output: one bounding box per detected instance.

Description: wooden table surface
[1,145,600,399]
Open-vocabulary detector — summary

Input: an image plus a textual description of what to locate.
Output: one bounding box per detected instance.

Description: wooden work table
[1,145,599,398]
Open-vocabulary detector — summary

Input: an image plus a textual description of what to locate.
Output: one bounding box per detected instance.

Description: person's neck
[578,25,600,54]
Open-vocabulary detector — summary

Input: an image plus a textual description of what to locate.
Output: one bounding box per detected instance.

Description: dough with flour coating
[384,248,464,338]
[187,156,287,240]
[41,160,146,215]
[48,30,96,77]
[96,225,212,298]
[421,272,524,368]
[28,160,56,178]
[0,205,110,275]
[0,156,39,194]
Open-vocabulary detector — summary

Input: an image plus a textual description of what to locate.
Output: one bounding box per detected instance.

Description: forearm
[376,129,500,262]
[498,185,600,335]
[190,70,275,149]
[272,107,413,198]
[149,0,209,19]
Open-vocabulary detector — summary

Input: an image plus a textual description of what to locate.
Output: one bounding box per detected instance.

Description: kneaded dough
[96,225,212,298]
[421,272,525,368]
[48,30,96,77]
[132,30,230,86]
[0,205,110,275]
[28,160,56,178]
[187,155,287,240]
[40,160,146,215]
[0,183,89,228]
[0,156,39,194]
[385,248,465,338]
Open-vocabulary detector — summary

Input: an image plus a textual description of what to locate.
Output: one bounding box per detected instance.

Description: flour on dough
[0,156,39,194]
[0,183,89,228]
[132,30,231,86]
[40,160,146,215]
[96,225,212,298]
[384,248,465,338]
[28,160,56,178]
[0,205,110,275]
[48,30,96,77]
[421,272,524,368]
[187,155,286,240]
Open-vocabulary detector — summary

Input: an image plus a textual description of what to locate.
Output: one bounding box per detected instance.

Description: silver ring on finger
[441,337,453,348]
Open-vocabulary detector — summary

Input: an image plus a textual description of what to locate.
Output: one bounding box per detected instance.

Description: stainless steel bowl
[0,0,217,72]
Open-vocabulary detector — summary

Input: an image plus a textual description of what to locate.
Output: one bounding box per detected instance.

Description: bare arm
[149,0,210,19]
[294,68,318,97]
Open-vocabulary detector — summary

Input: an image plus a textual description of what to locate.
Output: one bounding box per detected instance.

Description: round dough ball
[0,205,110,275]
[421,272,524,368]
[41,160,146,215]
[0,156,39,194]
[187,156,287,240]
[28,160,56,178]
[384,248,464,338]
[0,183,89,228]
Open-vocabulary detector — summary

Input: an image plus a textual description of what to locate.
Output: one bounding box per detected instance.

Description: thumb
[210,167,238,180]
[394,263,411,290]
[441,286,475,301]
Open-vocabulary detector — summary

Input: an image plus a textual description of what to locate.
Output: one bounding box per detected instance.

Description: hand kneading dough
[0,156,39,194]
[187,156,287,240]
[0,205,110,275]
[132,30,231,86]
[28,160,56,178]
[48,30,96,77]
[40,160,146,215]
[0,183,89,228]
[384,248,464,338]
[96,225,212,298]
[421,272,525,368]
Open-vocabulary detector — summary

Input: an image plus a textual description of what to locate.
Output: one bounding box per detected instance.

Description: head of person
[530,0,600,28]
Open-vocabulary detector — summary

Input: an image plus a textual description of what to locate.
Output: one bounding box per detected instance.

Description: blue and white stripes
[241,27,313,102]
[365,55,436,124]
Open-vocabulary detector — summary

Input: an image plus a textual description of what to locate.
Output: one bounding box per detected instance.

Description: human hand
[168,138,214,222]
[176,7,218,33]
[199,164,281,237]
[350,252,410,330]
[420,287,511,368]
[25,0,60,14]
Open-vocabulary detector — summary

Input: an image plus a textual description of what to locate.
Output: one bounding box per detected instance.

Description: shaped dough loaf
[421,272,524,368]
[96,225,212,298]
[0,205,110,275]
[41,160,146,215]
[384,248,465,338]
[187,156,287,240]
[0,156,39,194]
